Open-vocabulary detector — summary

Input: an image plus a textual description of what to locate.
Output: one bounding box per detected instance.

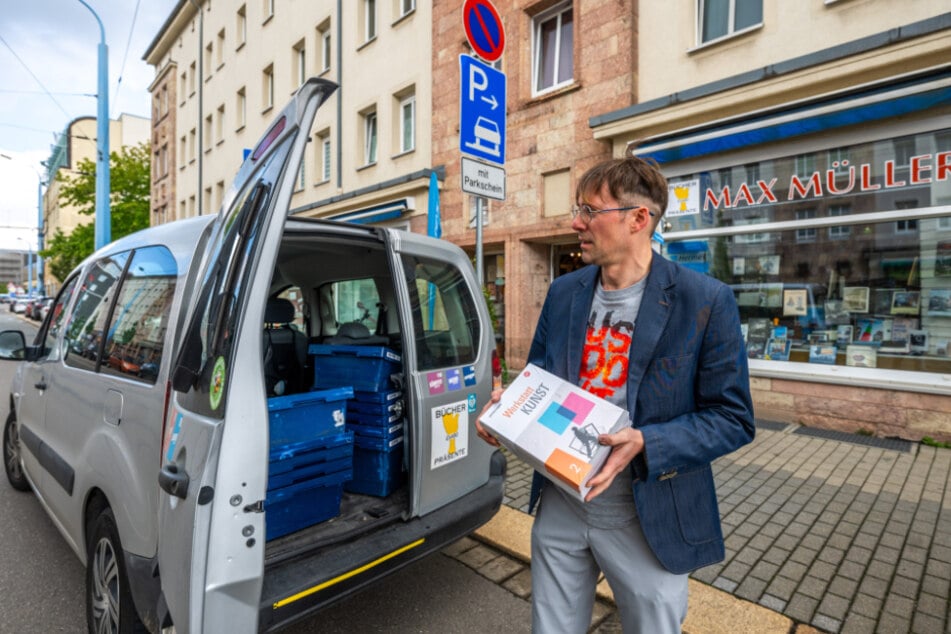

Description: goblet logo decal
[442,411,460,454]
[674,185,690,212]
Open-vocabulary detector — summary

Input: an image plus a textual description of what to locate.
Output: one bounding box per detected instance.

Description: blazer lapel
[566,266,598,385]
[626,252,676,417]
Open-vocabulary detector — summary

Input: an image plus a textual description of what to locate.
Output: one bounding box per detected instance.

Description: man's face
[571,184,635,267]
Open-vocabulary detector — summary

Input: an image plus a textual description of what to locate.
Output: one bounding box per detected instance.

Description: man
[477,154,754,633]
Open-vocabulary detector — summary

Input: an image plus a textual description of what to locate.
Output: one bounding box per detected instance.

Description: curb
[473,505,796,634]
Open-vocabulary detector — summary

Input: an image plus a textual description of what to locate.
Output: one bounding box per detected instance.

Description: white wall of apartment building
[145,0,433,227]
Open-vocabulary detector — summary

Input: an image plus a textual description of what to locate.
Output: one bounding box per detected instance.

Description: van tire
[3,411,30,492]
[86,507,147,634]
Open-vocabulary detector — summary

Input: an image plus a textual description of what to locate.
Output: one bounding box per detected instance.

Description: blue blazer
[527,252,755,574]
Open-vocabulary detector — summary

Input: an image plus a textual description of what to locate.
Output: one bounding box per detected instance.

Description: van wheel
[86,508,147,634]
[3,411,30,492]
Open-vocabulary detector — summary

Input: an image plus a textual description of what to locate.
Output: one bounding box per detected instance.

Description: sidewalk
[447,421,951,633]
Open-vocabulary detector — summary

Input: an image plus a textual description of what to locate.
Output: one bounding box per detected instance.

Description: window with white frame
[263,64,274,110]
[532,2,573,95]
[293,40,306,87]
[216,104,224,143]
[794,154,816,176]
[317,131,331,182]
[795,209,817,243]
[698,0,763,44]
[263,0,274,22]
[399,93,415,153]
[364,0,377,42]
[363,110,378,165]
[205,41,213,76]
[828,205,851,239]
[236,5,247,47]
[216,29,225,68]
[319,24,331,73]
[400,0,415,18]
[236,87,246,129]
[204,114,213,150]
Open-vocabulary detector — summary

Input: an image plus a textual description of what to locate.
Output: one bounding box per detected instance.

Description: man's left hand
[584,427,644,502]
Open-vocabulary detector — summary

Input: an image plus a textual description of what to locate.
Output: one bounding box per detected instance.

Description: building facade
[42,113,150,293]
[591,2,951,441]
[144,0,435,229]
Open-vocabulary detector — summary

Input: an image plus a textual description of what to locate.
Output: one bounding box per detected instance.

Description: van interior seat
[264,297,308,396]
[322,321,390,346]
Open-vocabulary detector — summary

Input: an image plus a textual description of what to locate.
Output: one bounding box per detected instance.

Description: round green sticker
[210,356,226,410]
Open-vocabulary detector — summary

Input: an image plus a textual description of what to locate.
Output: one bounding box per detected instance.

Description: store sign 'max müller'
[696,151,951,211]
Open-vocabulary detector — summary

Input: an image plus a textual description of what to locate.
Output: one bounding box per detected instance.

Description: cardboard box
[479,364,630,501]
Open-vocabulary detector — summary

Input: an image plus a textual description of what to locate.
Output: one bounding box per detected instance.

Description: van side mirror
[0,330,27,360]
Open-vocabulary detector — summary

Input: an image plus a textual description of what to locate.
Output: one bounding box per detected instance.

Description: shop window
[661,127,951,376]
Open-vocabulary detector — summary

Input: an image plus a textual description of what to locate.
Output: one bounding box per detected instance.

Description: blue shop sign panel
[459,54,506,166]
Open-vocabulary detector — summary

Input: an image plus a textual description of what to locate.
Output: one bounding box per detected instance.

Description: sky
[0,0,179,252]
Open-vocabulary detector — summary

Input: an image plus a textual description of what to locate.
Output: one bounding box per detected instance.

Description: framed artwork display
[783,289,809,316]
[842,287,870,313]
[890,291,920,315]
[927,289,951,316]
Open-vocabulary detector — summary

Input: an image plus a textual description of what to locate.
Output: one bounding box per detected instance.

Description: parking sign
[459,54,506,166]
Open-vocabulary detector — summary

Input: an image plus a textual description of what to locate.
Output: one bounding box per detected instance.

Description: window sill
[391,148,415,160]
[316,178,330,186]
[235,124,246,134]
[529,81,581,105]
[357,162,377,172]
[392,9,415,28]
[688,23,763,55]
[262,105,274,115]
[319,68,331,78]
[236,42,245,52]
[357,36,377,52]
[263,14,274,26]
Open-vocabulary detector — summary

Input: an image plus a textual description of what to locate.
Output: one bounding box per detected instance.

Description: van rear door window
[401,255,480,370]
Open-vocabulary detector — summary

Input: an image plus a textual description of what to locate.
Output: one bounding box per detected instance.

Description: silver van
[0,79,504,633]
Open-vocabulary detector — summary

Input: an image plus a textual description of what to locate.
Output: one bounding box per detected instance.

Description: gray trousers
[530,487,688,633]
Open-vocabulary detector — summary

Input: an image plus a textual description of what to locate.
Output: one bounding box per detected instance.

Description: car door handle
[158,462,190,499]
[34,381,47,390]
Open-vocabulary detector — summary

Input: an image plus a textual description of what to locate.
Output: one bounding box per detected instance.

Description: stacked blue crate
[264,387,354,541]
[309,344,405,497]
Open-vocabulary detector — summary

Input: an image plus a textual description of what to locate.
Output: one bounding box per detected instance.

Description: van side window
[100,246,177,384]
[38,275,79,361]
[401,255,480,370]
[64,252,131,372]
[322,279,380,334]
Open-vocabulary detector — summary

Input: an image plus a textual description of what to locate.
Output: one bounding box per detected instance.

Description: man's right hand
[474,388,503,447]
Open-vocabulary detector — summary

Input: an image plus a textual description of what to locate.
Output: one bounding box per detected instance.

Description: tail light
[491,349,502,390]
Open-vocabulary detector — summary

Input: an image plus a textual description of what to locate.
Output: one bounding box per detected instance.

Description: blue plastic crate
[309,345,402,392]
[348,395,403,418]
[265,469,351,541]
[352,389,403,404]
[347,420,404,441]
[347,409,402,427]
[267,387,353,446]
[345,435,405,497]
[269,431,353,478]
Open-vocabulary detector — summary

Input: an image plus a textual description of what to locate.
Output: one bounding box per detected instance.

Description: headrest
[336,321,371,339]
[265,298,295,324]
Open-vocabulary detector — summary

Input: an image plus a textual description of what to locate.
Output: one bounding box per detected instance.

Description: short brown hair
[576,153,668,218]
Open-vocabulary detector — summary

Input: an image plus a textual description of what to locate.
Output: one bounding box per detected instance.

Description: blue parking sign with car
[459,54,506,165]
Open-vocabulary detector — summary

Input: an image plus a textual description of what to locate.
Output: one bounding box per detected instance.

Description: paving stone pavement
[453,421,951,634]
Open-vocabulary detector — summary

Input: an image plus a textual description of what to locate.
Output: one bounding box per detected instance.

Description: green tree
[40,142,151,281]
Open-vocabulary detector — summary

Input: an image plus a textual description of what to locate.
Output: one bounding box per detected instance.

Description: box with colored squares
[479,364,630,501]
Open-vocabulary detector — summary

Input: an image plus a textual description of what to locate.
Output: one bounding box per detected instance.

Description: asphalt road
[0,309,531,633]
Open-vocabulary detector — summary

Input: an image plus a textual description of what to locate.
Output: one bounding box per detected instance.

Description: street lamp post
[77,0,111,250]
[16,238,33,297]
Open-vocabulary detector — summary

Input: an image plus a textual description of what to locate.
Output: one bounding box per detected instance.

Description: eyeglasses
[570,204,656,223]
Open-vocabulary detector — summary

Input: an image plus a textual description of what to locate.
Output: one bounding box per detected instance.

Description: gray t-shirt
[551,276,647,529]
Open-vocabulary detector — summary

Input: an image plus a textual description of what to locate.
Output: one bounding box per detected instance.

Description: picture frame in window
[809,344,838,364]
[842,286,869,313]
[824,300,851,325]
[870,288,893,315]
[891,291,920,315]
[909,329,928,354]
[846,344,877,368]
[927,289,951,316]
[783,289,808,316]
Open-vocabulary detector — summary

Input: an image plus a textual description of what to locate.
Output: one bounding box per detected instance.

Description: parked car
[10,297,28,314]
[0,78,504,634]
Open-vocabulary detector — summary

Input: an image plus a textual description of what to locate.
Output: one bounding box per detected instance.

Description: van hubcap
[91,537,121,634]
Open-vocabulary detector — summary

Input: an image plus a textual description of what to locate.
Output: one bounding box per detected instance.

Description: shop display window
[661,128,951,373]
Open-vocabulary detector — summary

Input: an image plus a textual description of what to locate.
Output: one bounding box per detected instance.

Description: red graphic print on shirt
[580,309,633,399]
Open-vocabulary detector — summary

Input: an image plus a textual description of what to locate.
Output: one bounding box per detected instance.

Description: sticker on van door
[431,400,469,469]
[210,356,226,410]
